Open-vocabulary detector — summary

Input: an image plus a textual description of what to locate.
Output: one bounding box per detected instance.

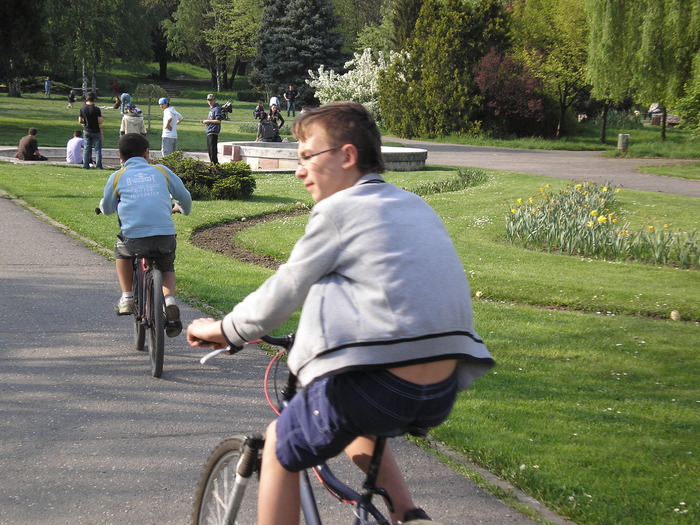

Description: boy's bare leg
[116,259,132,292]
[345,436,415,524]
[161,271,176,298]
[258,420,301,525]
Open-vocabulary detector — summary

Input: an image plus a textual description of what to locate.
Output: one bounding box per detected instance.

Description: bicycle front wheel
[192,436,262,525]
[147,269,164,378]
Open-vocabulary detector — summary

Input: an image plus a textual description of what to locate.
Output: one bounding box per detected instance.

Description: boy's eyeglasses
[297,146,342,167]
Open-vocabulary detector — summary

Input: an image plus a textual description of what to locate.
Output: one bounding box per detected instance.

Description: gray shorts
[115,234,177,273]
[161,137,178,157]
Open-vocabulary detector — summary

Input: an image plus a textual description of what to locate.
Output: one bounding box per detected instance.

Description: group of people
[253,85,301,143]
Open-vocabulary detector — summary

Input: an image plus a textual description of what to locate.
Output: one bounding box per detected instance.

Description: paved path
[392,138,700,197]
[0,192,551,524]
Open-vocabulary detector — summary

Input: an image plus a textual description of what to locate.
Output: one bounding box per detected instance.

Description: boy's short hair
[119,133,150,161]
[28,128,38,135]
[85,91,96,102]
[74,130,83,138]
[293,101,384,174]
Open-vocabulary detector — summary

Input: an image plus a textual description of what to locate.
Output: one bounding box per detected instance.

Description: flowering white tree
[306,48,399,122]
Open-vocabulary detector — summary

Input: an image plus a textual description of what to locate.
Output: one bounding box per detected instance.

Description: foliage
[505,181,699,268]
[474,48,547,136]
[379,0,510,138]
[391,0,424,51]
[408,168,488,196]
[675,54,700,135]
[250,0,347,107]
[159,151,256,200]
[0,0,47,96]
[306,48,398,122]
[165,0,259,91]
[510,0,590,139]
[332,0,387,53]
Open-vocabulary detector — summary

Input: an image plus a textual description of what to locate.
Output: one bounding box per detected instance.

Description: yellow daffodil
[591,210,598,217]
[598,216,607,223]
[587,221,594,228]
[516,198,522,203]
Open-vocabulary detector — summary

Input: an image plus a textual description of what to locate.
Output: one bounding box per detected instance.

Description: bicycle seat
[377,425,429,438]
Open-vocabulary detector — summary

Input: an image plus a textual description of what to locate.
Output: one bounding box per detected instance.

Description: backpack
[260,120,279,141]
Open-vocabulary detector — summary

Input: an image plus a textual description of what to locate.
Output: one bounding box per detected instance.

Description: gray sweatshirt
[222,175,494,388]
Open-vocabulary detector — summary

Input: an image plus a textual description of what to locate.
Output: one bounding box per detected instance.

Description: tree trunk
[599,101,609,144]
[661,107,667,141]
[159,58,168,80]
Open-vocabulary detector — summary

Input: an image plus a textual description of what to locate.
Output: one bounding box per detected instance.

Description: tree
[584,0,637,143]
[391,0,423,50]
[511,0,589,139]
[0,0,48,96]
[165,0,259,90]
[379,0,510,138]
[332,0,387,52]
[474,48,546,136]
[251,0,347,106]
[632,0,700,140]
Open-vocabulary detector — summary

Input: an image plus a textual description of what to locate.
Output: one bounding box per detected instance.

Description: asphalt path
[0,192,547,525]
[394,138,700,197]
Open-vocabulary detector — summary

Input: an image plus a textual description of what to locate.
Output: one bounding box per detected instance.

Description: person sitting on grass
[16,128,48,161]
[186,101,494,525]
[98,133,192,337]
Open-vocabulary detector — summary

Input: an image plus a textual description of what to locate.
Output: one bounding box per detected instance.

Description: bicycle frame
[132,255,165,378]
[247,335,391,525]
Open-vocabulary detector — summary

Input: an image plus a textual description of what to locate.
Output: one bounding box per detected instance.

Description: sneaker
[401,508,436,524]
[116,297,134,316]
[165,304,182,338]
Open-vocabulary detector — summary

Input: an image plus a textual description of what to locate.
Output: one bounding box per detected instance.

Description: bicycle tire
[147,269,164,378]
[192,436,262,525]
[133,260,146,351]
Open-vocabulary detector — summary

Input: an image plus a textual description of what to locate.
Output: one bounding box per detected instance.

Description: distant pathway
[389,138,700,197]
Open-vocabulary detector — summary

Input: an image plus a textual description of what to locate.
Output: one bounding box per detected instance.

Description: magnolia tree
[306,48,400,123]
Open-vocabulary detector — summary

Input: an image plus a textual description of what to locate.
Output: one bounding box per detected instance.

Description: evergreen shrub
[159,152,256,200]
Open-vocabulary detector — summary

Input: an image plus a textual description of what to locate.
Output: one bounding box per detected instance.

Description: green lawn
[1,66,698,524]
[0,161,697,525]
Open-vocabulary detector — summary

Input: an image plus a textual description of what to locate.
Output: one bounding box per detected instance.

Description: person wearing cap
[200,94,223,164]
[159,97,184,157]
[120,104,147,138]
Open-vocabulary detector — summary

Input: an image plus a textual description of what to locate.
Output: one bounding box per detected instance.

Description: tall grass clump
[409,168,488,196]
[505,181,699,268]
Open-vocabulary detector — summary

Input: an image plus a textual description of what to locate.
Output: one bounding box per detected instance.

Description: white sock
[165,296,176,306]
[122,292,133,300]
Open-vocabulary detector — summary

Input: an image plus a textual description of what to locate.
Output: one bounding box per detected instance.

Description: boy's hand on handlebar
[187,318,227,350]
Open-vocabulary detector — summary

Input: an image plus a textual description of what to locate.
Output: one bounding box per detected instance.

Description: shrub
[158,152,256,200]
[409,168,488,196]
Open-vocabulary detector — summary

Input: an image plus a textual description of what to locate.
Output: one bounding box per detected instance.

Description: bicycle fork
[225,434,264,524]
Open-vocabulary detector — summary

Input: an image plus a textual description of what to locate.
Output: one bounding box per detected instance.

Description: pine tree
[251,0,347,106]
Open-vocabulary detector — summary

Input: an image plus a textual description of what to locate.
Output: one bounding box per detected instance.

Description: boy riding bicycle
[99,133,192,337]
[187,102,494,524]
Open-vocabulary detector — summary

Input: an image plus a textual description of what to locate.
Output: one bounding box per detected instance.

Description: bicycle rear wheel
[192,436,262,525]
[133,260,146,351]
[147,269,164,378]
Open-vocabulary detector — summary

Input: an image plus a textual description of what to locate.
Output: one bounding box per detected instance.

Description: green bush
[158,152,255,200]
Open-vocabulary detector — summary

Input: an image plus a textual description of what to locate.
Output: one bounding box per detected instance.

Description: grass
[638,162,700,181]
[1,68,699,524]
[0,160,697,525]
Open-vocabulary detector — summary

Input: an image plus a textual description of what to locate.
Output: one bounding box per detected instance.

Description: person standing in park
[16,128,47,161]
[66,130,84,164]
[44,77,52,99]
[159,97,183,157]
[119,92,131,114]
[201,94,223,164]
[78,91,104,170]
[67,90,77,109]
[284,85,299,117]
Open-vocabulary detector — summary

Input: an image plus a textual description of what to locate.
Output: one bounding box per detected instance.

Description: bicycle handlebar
[198,334,294,365]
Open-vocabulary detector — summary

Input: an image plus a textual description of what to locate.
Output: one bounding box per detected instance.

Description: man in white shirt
[66,130,84,164]
[159,97,183,157]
